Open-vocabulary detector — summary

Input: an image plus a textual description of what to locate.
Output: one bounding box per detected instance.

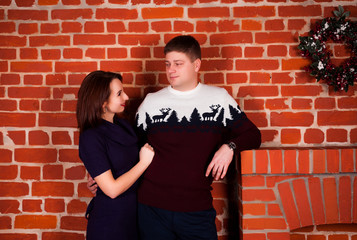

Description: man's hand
[87,175,98,196]
[205,144,234,180]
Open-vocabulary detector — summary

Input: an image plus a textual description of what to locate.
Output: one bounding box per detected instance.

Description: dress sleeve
[223,91,261,153]
[79,130,111,178]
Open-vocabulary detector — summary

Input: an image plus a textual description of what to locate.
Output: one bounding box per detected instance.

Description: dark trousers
[138,203,218,240]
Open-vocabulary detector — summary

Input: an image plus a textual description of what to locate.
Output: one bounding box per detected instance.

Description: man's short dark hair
[164,35,201,61]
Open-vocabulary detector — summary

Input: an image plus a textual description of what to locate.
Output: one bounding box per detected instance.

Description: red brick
[244,99,264,110]
[326,149,339,173]
[256,32,295,43]
[353,176,357,223]
[84,21,104,33]
[63,48,82,59]
[304,129,324,144]
[30,36,70,47]
[53,87,78,98]
[288,19,307,30]
[318,111,357,126]
[271,112,313,127]
[221,46,242,58]
[236,59,279,71]
[15,215,56,229]
[8,10,48,20]
[65,166,86,180]
[338,97,357,109]
[243,203,265,215]
[142,7,182,19]
[312,149,326,173]
[42,232,85,240]
[341,149,354,173]
[188,7,229,18]
[32,182,74,197]
[339,176,351,223]
[242,176,265,187]
[20,48,38,59]
[245,47,264,58]
[242,233,266,240]
[41,49,61,60]
[308,177,325,225]
[118,34,160,45]
[29,130,49,145]
[268,45,287,57]
[283,150,297,173]
[0,234,37,240]
[52,9,92,20]
[242,20,262,30]
[203,73,224,84]
[241,150,253,174]
[73,34,115,45]
[0,36,26,47]
[0,216,11,229]
[23,74,42,85]
[19,100,39,111]
[293,179,313,227]
[265,98,288,110]
[128,21,149,32]
[278,182,300,229]
[101,60,143,72]
[267,233,290,239]
[107,21,126,32]
[326,129,348,143]
[11,61,52,72]
[84,48,105,59]
[323,178,339,224]
[38,0,60,5]
[45,198,65,213]
[43,165,63,179]
[0,49,16,59]
[174,21,194,32]
[78,182,94,197]
[210,33,252,45]
[96,8,137,19]
[62,21,82,33]
[217,20,239,31]
[298,150,310,174]
[39,113,76,128]
[18,23,38,34]
[243,218,286,230]
[315,98,336,109]
[41,100,61,111]
[151,21,172,32]
[282,86,322,96]
[0,113,36,127]
[41,23,60,34]
[107,48,127,58]
[200,60,233,71]
[0,165,18,180]
[0,60,8,71]
[0,182,29,197]
[15,148,57,163]
[265,19,285,30]
[242,189,276,201]
[278,5,322,17]
[282,59,310,70]
[60,216,87,231]
[269,150,283,173]
[14,0,35,6]
[59,149,80,163]
[268,204,283,216]
[0,100,17,111]
[211,182,228,198]
[212,199,226,215]
[238,86,278,97]
[23,199,42,212]
[8,86,50,98]
[245,112,268,128]
[292,98,312,109]
[51,131,71,145]
[0,200,20,213]
[234,6,275,17]
[281,129,301,144]
[67,199,87,213]
[196,21,217,32]
[21,166,41,180]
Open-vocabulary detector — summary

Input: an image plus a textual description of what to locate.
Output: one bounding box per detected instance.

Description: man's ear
[194,58,201,72]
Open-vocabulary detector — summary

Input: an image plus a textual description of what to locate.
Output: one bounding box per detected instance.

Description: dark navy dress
[79,117,139,240]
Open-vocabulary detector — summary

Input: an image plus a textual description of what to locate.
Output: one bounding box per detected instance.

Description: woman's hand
[139,143,155,167]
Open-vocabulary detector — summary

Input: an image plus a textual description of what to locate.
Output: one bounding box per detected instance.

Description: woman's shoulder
[79,125,106,148]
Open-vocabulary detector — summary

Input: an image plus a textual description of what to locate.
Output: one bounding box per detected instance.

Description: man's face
[165,51,201,91]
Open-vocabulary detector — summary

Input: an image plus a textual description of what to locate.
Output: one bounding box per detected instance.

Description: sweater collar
[168,82,202,96]
[99,116,137,146]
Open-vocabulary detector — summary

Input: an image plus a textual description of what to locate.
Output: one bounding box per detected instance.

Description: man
[88,35,261,239]
[135,35,260,239]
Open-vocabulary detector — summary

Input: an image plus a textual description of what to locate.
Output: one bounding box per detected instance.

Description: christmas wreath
[298,6,357,92]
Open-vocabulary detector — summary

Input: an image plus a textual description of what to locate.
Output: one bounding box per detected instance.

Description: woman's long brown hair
[76,70,122,134]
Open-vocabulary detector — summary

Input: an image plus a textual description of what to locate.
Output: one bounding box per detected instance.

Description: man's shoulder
[144,86,169,100]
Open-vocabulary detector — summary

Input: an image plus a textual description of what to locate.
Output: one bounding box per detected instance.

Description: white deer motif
[202,104,221,121]
[152,108,171,122]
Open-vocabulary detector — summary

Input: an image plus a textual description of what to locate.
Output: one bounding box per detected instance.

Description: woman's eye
[118,91,122,96]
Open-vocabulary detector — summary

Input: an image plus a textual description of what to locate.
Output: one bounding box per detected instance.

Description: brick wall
[0,0,356,239]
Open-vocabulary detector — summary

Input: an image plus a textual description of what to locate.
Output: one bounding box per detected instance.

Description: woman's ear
[194,58,201,72]
[102,102,107,113]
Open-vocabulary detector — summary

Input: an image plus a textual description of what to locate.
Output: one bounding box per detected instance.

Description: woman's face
[103,78,129,115]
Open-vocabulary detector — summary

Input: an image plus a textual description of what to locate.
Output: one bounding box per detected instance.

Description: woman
[76,70,154,240]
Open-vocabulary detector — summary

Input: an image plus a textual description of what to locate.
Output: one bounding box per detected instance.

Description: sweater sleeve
[223,91,261,153]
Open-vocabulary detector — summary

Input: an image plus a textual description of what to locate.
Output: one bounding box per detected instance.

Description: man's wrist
[226,142,236,151]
